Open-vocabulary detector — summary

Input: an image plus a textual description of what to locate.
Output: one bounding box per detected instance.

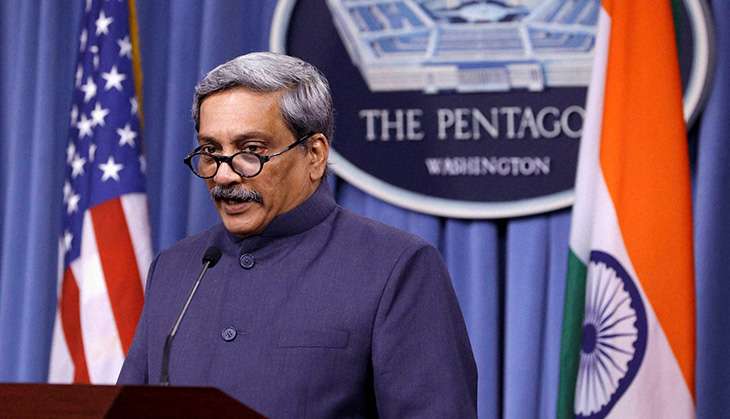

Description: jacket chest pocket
[277,328,350,349]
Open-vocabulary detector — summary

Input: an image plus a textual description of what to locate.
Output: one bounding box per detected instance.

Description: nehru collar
[220,181,336,250]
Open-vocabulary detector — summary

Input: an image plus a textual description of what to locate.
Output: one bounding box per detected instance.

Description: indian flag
[557,1,695,418]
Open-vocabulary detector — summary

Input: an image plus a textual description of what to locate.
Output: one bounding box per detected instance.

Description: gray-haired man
[118,52,477,418]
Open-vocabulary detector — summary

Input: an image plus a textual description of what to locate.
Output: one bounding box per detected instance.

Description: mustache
[210,185,263,204]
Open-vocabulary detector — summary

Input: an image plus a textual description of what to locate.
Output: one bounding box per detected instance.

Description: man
[118,52,477,418]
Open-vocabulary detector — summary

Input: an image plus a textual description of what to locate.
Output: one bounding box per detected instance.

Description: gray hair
[192,52,334,142]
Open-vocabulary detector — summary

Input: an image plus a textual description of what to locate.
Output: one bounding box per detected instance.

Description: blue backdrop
[0,1,727,418]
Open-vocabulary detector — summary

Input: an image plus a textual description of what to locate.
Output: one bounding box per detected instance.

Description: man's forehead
[198,88,289,139]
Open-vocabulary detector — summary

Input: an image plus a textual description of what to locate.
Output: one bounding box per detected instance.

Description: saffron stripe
[59,268,90,383]
[90,198,145,354]
[598,0,695,395]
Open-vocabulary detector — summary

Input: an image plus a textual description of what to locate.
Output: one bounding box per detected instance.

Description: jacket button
[221,327,237,342]
[239,253,255,269]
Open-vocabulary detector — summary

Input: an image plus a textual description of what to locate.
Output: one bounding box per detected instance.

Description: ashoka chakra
[575,251,648,418]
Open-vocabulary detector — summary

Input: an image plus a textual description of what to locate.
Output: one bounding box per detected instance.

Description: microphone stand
[159,247,221,385]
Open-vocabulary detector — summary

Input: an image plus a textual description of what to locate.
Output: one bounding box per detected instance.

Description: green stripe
[671,0,683,55]
[556,250,588,419]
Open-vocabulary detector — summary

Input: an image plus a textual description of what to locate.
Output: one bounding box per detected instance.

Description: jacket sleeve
[117,254,160,384]
[372,244,478,418]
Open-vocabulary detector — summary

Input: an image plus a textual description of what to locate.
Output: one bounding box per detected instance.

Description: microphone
[159,246,222,385]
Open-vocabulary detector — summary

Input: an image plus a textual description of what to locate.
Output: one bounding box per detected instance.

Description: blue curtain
[694,1,730,417]
[0,1,726,418]
[0,0,83,381]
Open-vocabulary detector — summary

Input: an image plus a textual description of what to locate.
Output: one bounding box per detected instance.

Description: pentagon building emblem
[327,0,595,94]
[271,0,712,218]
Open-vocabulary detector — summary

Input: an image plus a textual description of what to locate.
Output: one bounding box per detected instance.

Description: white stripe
[121,193,153,290]
[610,308,695,418]
[56,238,65,297]
[49,238,73,382]
[48,311,74,383]
[71,210,125,384]
[580,171,635,285]
[569,7,610,263]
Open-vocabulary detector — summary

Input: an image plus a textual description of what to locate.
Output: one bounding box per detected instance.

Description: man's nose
[213,161,240,185]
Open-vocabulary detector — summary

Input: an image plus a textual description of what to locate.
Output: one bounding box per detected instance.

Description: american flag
[49,0,152,384]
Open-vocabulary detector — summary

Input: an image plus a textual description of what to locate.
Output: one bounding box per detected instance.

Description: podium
[0,384,264,418]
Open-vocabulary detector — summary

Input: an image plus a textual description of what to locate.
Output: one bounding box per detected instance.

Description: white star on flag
[117,123,137,146]
[117,36,132,58]
[66,193,80,214]
[89,143,97,162]
[75,64,83,88]
[63,181,73,203]
[95,10,113,35]
[130,97,138,115]
[101,65,126,91]
[71,154,87,178]
[99,156,123,182]
[77,114,94,138]
[91,102,110,126]
[139,155,146,173]
[66,143,76,164]
[80,29,88,52]
[90,45,100,69]
[81,77,97,102]
[63,230,73,253]
[70,105,79,127]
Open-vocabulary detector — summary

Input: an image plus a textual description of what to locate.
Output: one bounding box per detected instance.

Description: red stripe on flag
[90,198,144,354]
[60,268,90,383]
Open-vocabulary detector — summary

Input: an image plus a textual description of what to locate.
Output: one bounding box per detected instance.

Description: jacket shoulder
[331,207,433,253]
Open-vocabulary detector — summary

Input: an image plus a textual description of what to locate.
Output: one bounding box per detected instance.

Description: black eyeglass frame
[184,133,313,179]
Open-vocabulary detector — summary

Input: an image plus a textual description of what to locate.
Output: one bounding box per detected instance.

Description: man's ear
[307,133,329,182]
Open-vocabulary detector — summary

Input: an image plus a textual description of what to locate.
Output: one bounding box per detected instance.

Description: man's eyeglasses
[184,134,312,179]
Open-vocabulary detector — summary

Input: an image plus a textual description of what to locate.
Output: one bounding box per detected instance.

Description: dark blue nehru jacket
[118,182,477,418]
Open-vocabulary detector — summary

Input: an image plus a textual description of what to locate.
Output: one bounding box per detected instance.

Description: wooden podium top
[0,383,265,418]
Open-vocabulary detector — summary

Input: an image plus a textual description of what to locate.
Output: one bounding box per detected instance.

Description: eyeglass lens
[190,153,262,178]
